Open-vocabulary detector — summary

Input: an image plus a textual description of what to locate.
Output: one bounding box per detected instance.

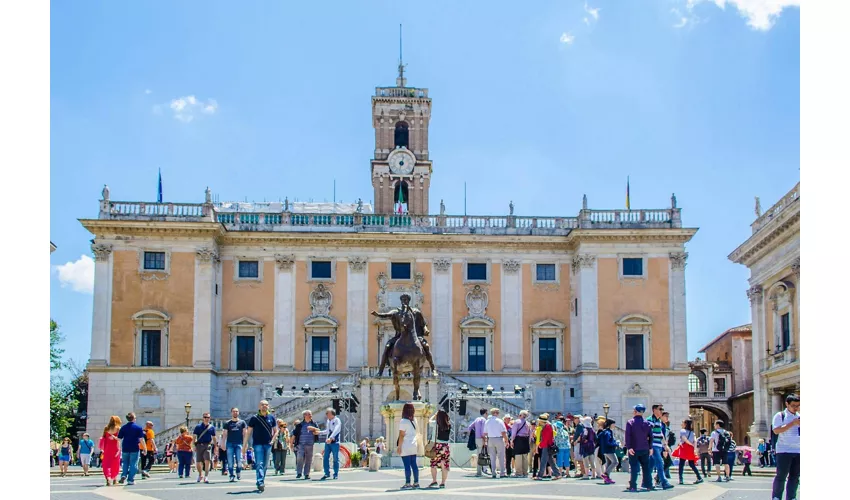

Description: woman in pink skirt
[99,416,122,486]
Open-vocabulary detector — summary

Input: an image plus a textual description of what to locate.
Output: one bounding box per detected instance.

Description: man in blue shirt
[77,433,95,476]
[193,413,216,483]
[117,412,146,485]
[222,407,247,482]
[624,404,652,492]
[244,400,278,492]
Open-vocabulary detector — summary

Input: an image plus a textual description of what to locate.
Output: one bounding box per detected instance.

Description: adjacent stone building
[728,182,800,445]
[80,65,697,444]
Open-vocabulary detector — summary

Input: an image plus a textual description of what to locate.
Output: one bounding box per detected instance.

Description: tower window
[394,121,409,149]
[394,181,409,212]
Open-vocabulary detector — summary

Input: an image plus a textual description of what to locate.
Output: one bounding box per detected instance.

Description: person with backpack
[672,418,703,485]
[661,412,674,481]
[579,416,599,480]
[570,415,585,478]
[510,410,532,477]
[709,419,731,482]
[696,428,712,477]
[243,400,278,492]
[597,419,618,484]
[771,394,800,500]
[467,409,489,477]
[553,416,571,477]
[534,413,561,481]
[726,432,738,478]
[624,404,653,492]
[192,412,216,484]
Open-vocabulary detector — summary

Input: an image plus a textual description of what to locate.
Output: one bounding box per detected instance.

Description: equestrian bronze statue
[371,293,437,401]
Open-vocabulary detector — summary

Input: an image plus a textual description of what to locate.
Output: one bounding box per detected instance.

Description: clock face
[389,150,415,175]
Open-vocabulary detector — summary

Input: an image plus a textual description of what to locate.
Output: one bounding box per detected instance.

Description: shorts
[712,452,725,465]
[59,455,71,463]
[195,442,212,462]
[80,453,91,465]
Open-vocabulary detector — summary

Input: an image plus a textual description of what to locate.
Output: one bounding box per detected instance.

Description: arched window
[689,371,707,393]
[132,310,170,367]
[394,121,409,149]
[616,314,652,370]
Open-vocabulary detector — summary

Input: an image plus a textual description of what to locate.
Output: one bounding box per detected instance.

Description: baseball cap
[634,404,646,413]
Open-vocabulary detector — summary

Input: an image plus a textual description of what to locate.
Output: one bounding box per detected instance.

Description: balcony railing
[375,87,428,98]
[759,345,799,373]
[689,390,728,400]
[713,391,727,398]
[752,182,800,234]
[689,391,707,398]
[98,201,684,234]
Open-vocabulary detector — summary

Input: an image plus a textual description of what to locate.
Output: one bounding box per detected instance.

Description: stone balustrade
[98,200,683,234]
[752,182,800,234]
[375,86,428,98]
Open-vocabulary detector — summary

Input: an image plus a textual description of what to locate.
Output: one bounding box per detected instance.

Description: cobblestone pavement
[50,468,792,500]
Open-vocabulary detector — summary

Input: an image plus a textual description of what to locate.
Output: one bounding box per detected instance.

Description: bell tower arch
[371,29,432,215]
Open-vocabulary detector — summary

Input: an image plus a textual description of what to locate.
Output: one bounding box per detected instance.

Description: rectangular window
[714,378,726,393]
[467,337,486,372]
[622,258,643,277]
[391,262,412,280]
[569,388,575,398]
[536,263,556,282]
[311,261,332,280]
[538,338,557,372]
[236,336,255,371]
[143,251,166,271]
[574,298,578,316]
[312,336,330,371]
[625,334,645,370]
[238,260,259,278]
[467,263,487,281]
[780,313,791,351]
[140,330,161,367]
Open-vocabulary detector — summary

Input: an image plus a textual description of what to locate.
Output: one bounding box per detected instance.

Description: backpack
[555,424,571,447]
[666,429,676,447]
[770,411,785,450]
[716,430,731,453]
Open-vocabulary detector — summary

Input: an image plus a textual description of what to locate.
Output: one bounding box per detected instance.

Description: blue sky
[50,0,800,372]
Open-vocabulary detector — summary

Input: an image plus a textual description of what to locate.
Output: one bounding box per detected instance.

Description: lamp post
[184,402,192,428]
[603,403,610,419]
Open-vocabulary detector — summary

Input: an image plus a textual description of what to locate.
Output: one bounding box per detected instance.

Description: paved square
[50,468,787,500]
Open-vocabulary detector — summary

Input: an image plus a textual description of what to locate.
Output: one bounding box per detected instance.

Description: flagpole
[464,182,467,216]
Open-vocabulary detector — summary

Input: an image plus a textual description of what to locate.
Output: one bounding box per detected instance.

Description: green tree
[50,319,65,372]
[50,380,78,441]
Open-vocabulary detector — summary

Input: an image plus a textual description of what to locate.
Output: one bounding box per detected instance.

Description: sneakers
[258,483,265,492]
[204,477,209,483]
[197,476,202,483]
[178,474,183,479]
[625,487,638,492]
[236,475,241,481]
[715,477,724,482]
[296,474,302,479]
[694,478,704,484]
[127,481,135,486]
[333,476,338,480]
[229,476,235,482]
[118,477,126,484]
[304,475,310,480]
[320,475,331,481]
[662,484,675,490]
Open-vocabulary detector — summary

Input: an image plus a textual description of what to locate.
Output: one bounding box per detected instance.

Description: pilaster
[346,256,369,369]
[89,243,113,366]
[500,259,523,371]
[432,258,453,371]
[274,254,296,370]
[573,254,599,370]
[747,285,769,440]
[192,248,218,368]
[669,252,689,370]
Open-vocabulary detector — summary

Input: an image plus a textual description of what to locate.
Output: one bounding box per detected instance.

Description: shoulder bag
[512,421,530,455]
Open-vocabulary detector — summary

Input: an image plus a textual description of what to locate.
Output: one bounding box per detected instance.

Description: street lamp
[603,403,610,419]
[485,385,494,396]
[184,402,192,428]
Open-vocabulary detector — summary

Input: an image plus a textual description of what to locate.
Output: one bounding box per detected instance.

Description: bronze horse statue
[371,293,434,401]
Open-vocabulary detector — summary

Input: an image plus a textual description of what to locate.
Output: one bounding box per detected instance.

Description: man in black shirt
[222,407,247,482]
[243,400,277,492]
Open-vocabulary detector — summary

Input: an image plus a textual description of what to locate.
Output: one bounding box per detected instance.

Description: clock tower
[371,49,432,215]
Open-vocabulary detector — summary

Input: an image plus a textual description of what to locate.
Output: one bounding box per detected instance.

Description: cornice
[564,228,698,249]
[79,219,225,239]
[728,210,800,266]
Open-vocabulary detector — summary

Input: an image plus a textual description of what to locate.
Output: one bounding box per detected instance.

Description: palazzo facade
[729,182,800,444]
[81,68,697,444]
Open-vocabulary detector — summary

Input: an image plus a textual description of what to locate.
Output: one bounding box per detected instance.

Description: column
[771,392,783,419]
[500,259,523,371]
[669,252,689,370]
[274,254,296,370]
[747,285,769,440]
[193,248,217,368]
[432,258,453,371]
[573,254,599,370]
[346,257,369,369]
[89,244,113,366]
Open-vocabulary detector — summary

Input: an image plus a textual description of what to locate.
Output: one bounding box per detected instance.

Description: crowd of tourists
[54,393,799,498]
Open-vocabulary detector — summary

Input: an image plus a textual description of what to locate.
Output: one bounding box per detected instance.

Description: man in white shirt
[483,408,509,479]
[771,394,800,500]
[315,408,342,481]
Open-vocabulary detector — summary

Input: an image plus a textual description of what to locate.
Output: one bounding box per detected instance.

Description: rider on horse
[371,293,437,376]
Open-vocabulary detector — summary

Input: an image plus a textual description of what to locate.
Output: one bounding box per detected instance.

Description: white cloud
[685,0,799,31]
[583,2,600,26]
[672,8,690,28]
[55,255,94,294]
[560,32,575,44]
[155,94,219,123]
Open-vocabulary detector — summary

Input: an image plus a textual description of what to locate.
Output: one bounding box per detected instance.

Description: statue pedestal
[380,401,434,468]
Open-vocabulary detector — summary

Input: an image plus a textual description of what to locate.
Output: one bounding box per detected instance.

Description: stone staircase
[152,372,360,449]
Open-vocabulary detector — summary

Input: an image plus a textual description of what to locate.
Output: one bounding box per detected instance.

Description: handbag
[467,429,477,451]
[477,446,491,467]
[424,439,437,460]
[512,422,530,455]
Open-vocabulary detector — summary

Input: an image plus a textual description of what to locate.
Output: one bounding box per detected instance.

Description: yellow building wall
[110,250,195,367]
[597,257,671,369]
[220,260,275,370]
[521,263,572,371]
[762,267,799,353]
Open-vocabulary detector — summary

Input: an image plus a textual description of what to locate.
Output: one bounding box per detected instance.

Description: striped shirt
[647,415,665,448]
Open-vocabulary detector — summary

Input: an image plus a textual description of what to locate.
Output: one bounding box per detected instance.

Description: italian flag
[396,189,405,214]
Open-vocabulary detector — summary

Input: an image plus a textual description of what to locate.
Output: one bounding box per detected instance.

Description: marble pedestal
[380,400,435,468]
